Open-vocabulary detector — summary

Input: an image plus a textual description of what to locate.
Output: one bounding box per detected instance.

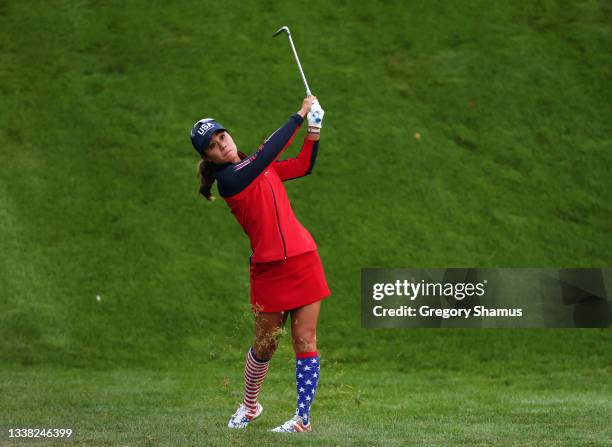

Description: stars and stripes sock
[295,351,320,425]
[242,346,269,415]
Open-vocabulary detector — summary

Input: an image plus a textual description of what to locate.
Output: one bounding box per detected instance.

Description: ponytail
[197,158,217,201]
[197,151,248,201]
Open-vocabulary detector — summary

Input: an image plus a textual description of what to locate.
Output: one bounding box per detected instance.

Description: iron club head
[273,25,290,37]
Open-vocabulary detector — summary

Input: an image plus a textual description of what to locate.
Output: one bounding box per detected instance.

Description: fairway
[1,0,611,445]
[3,331,611,446]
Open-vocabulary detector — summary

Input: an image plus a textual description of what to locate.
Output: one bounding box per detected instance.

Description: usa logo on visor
[197,121,215,136]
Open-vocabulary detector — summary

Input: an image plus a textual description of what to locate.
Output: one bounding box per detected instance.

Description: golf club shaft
[286,34,311,96]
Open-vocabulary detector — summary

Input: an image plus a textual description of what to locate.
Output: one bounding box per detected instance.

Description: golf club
[273,25,312,96]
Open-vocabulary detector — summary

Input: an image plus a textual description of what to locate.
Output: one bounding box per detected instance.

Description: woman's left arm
[272,137,320,181]
[273,98,324,181]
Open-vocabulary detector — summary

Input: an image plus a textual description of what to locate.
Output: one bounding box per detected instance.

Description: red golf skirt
[249,249,331,313]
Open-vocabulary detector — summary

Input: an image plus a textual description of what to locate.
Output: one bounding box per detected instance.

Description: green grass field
[2,330,611,446]
[1,0,611,445]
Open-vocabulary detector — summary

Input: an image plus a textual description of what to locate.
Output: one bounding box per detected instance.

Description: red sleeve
[272,138,319,182]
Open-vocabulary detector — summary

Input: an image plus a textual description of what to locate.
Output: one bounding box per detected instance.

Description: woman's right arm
[216,96,315,197]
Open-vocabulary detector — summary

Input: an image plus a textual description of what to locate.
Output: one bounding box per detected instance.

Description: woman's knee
[253,313,287,361]
[292,327,317,353]
[253,329,284,360]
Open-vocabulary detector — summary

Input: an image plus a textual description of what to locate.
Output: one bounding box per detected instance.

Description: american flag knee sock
[242,346,269,415]
[295,351,320,425]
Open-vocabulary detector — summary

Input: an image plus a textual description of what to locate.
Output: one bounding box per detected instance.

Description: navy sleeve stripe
[305,140,319,175]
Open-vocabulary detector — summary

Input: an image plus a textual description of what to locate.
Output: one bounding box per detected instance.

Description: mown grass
[2,330,611,446]
[2,356,610,446]
[1,0,611,445]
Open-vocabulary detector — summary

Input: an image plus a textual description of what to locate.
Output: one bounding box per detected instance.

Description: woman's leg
[253,311,290,360]
[230,311,290,429]
[242,311,289,414]
[290,301,320,354]
[289,301,321,427]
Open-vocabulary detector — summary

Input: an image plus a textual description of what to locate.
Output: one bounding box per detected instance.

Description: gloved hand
[307,99,325,128]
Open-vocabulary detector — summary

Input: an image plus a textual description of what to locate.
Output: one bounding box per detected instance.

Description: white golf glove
[307,99,325,128]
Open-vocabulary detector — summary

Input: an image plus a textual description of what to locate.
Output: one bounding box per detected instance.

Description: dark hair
[197,150,247,201]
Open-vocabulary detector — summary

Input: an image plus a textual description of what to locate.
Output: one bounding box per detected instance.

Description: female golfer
[190,95,329,433]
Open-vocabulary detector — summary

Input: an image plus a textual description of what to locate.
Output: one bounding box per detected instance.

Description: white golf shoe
[227,402,263,429]
[270,414,312,433]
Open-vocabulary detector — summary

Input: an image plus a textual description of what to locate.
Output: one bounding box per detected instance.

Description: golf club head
[273,26,290,37]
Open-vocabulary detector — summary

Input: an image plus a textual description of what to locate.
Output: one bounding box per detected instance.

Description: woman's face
[204,130,239,164]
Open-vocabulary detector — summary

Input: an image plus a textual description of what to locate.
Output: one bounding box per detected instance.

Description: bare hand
[297,95,317,118]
